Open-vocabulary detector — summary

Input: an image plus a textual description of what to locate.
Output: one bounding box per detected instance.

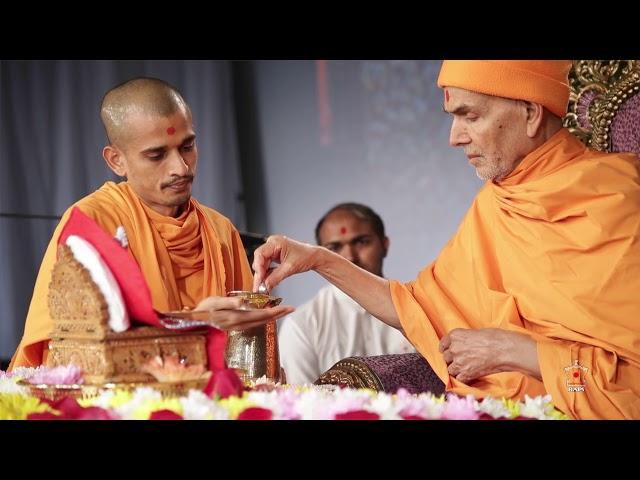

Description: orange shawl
[11,181,252,368]
[390,129,640,419]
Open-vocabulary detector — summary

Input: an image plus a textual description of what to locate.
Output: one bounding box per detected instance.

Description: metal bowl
[227,290,282,309]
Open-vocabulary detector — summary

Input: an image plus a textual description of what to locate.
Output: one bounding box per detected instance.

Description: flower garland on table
[0,367,569,420]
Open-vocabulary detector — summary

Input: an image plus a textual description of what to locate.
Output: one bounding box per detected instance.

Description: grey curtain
[0,60,245,361]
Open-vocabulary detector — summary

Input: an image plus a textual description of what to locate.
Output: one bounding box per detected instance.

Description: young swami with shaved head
[11,78,293,369]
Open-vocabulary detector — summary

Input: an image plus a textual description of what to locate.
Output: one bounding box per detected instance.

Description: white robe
[278,284,415,385]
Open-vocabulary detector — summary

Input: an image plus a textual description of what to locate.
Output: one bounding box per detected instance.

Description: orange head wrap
[437,60,573,117]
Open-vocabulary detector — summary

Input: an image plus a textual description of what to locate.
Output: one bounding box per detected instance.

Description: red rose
[203,368,245,399]
[149,409,184,420]
[28,396,117,420]
[237,407,273,420]
[334,410,380,420]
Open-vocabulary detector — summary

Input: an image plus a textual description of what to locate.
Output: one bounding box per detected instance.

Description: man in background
[279,203,414,385]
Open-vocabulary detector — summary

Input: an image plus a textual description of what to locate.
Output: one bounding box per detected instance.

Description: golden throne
[564,60,639,154]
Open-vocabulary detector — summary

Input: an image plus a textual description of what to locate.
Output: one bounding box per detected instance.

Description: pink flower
[328,391,369,416]
[237,407,273,420]
[334,410,380,420]
[28,365,84,385]
[441,394,480,420]
[269,389,301,420]
[396,388,433,418]
[203,368,245,399]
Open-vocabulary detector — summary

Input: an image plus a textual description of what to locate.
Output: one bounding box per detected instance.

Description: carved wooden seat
[564,60,640,154]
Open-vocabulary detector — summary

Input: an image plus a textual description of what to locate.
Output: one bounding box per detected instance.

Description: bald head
[100,77,191,147]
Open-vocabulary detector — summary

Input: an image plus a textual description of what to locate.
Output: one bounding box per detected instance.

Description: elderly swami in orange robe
[10,77,293,369]
[251,61,640,419]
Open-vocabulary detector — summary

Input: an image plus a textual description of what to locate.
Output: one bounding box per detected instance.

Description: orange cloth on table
[10,181,253,369]
[389,129,640,419]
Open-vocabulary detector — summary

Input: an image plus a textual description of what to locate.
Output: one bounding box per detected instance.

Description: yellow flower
[219,395,256,419]
[106,390,135,408]
[0,394,53,420]
[502,398,521,418]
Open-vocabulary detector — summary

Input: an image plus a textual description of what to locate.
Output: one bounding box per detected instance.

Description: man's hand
[439,328,541,384]
[252,235,321,292]
[194,296,294,331]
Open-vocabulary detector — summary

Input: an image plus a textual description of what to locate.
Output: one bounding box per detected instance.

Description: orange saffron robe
[390,129,640,419]
[10,181,253,369]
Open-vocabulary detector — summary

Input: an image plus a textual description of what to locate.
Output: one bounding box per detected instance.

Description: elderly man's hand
[194,296,294,331]
[252,235,321,292]
[438,328,540,384]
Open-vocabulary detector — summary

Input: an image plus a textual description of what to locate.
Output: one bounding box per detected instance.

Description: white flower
[0,377,28,394]
[325,388,374,418]
[181,390,229,420]
[411,392,446,419]
[521,394,555,420]
[477,397,512,419]
[114,226,128,248]
[114,387,162,420]
[394,389,436,419]
[293,389,336,420]
[91,390,116,409]
[368,391,402,419]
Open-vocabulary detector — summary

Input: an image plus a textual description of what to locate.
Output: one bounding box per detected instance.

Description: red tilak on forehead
[166,127,176,135]
[340,227,347,234]
[445,89,450,103]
